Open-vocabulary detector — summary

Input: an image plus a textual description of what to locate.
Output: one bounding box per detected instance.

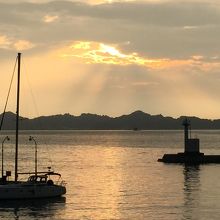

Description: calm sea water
[0,130,220,220]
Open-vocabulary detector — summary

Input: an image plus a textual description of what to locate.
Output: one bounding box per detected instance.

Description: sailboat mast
[15,52,21,182]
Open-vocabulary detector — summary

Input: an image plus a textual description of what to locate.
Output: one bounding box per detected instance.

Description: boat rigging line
[0,56,18,131]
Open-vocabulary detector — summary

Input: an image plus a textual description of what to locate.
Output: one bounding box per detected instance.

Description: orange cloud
[0,34,35,51]
[43,15,59,23]
[0,35,11,49]
[59,41,220,71]
[14,40,35,51]
[60,41,170,68]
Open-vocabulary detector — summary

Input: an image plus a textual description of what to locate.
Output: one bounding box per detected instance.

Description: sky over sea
[0,0,220,118]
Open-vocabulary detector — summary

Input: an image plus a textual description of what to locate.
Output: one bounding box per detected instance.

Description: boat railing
[62,180,67,186]
[17,171,66,186]
[56,180,66,186]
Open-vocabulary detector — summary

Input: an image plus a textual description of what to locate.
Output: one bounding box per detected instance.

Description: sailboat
[0,53,66,199]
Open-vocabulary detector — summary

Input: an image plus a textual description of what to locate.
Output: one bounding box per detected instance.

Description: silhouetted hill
[0,111,219,130]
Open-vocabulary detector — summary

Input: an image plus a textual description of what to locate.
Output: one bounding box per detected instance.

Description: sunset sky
[1,0,220,119]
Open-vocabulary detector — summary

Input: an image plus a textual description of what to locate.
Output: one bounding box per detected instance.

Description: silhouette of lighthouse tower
[182,118,200,154]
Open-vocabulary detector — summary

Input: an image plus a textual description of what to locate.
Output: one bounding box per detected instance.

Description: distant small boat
[0,53,66,199]
[133,127,138,131]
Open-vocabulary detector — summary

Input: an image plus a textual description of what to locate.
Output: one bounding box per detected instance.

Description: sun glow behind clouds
[58,41,220,72]
[61,41,170,68]
[100,43,126,57]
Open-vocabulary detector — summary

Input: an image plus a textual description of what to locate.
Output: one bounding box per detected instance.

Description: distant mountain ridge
[0,111,219,130]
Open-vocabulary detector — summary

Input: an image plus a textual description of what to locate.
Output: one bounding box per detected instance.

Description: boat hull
[0,183,66,199]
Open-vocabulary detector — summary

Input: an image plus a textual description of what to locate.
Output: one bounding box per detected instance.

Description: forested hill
[0,111,219,130]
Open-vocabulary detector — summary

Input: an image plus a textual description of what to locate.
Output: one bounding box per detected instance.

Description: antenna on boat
[15,52,21,182]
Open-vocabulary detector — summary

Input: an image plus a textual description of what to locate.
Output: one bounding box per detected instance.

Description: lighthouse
[182,118,200,154]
